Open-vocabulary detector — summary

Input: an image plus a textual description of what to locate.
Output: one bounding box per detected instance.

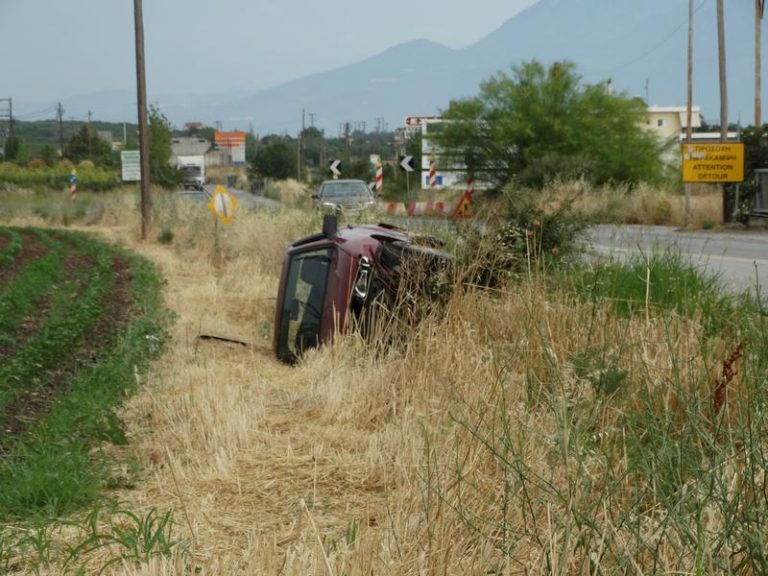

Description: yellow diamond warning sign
[682,143,744,183]
[208,185,238,224]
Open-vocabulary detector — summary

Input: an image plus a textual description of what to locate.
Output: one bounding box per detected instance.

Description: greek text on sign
[682,143,744,183]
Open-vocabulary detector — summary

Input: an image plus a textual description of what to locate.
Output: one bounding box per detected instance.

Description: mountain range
[18,0,764,135]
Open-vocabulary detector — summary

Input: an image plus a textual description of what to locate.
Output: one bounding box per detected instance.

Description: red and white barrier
[375,159,383,194]
[407,201,447,216]
[378,202,407,215]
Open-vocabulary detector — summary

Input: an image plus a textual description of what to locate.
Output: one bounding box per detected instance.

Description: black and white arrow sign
[399,155,415,173]
[329,159,342,176]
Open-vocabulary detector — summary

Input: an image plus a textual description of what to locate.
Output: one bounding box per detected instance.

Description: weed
[156,227,174,244]
[0,528,22,573]
[64,506,188,574]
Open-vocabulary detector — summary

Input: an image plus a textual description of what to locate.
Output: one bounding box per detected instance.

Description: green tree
[725,124,768,219]
[436,60,665,191]
[3,134,28,165]
[63,125,113,166]
[148,105,179,188]
[39,144,58,166]
[249,135,297,180]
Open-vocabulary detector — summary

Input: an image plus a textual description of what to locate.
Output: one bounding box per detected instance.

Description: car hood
[321,196,375,207]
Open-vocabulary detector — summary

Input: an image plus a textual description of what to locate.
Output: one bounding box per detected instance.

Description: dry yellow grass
[3,184,747,574]
[525,179,724,228]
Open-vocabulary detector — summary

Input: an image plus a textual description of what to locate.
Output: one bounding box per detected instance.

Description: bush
[461,183,590,286]
[0,164,118,192]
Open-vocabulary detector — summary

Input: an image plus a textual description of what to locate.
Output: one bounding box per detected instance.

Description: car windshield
[319,181,371,198]
[181,166,202,177]
[275,248,333,361]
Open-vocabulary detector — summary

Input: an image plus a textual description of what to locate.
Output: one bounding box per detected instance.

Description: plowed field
[0,225,166,517]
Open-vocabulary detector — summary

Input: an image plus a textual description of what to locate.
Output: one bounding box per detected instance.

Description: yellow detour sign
[682,143,744,183]
[208,185,238,224]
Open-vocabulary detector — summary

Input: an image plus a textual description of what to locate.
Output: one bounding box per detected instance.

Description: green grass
[0,228,169,521]
[0,226,182,571]
[0,232,117,419]
[0,163,119,192]
[0,229,64,349]
[429,252,768,572]
[561,250,735,330]
[0,228,22,266]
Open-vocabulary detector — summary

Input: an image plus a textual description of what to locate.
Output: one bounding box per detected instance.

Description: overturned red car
[273,215,452,363]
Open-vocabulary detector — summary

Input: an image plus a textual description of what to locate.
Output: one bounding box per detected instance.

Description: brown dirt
[0,238,135,441]
[0,231,49,291]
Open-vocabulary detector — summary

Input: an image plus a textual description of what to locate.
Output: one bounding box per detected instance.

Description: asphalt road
[586,225,768,296]
[176,186,283,212]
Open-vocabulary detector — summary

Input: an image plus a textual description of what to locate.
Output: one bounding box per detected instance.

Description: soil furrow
[1,253,134,440]
[0,231,50,292]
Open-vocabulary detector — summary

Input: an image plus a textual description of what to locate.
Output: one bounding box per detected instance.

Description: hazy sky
[1,0,538,109]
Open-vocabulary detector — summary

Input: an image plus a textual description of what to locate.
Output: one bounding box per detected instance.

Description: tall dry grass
[531,179,723,228]
[2,184,762,574]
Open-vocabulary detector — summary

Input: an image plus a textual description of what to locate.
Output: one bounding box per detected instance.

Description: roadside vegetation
[0,213,173,573]
[0,56,765,573]
[0,179,764,573]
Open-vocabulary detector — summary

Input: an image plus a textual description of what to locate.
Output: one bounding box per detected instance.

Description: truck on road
[177,155,206,190]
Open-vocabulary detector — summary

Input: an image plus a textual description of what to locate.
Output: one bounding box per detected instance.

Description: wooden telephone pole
[134,0,151,240]
[757,0,765,126]
[717,0,728,142]
[685,0,694,223]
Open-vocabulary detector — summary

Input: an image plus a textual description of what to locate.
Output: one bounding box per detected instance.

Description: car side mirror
[311,194,319,200]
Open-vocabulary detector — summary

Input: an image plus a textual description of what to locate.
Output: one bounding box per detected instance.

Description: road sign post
[329,159,342,179]
[399,154,415,205]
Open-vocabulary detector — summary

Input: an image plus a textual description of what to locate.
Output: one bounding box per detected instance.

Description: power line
[600,0,708,76]
[15,104,58,120]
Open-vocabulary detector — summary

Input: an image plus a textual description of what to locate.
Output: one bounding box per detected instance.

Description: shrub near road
[0,226,167,519]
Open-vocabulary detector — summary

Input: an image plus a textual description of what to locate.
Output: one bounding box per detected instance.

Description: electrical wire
[14,104,58,120]
[599,0,709,75]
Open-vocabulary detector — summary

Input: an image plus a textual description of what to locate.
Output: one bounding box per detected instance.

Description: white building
[645,106,702,141]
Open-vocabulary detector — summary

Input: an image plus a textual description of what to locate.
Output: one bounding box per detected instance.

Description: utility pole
[0,98,11,152]
[685,0,694,223]
[717,0,728,142]
[757,0,765,126]
[134,0,151,240]
[87,110,93,159]
[0,98,13,138]
[298,108,304,182]
[57,103,65,157]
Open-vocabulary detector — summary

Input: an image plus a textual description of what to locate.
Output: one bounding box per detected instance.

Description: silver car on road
[312,179,376,213]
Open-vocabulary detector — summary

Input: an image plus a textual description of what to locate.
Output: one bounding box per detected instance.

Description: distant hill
[18,0,762,134]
